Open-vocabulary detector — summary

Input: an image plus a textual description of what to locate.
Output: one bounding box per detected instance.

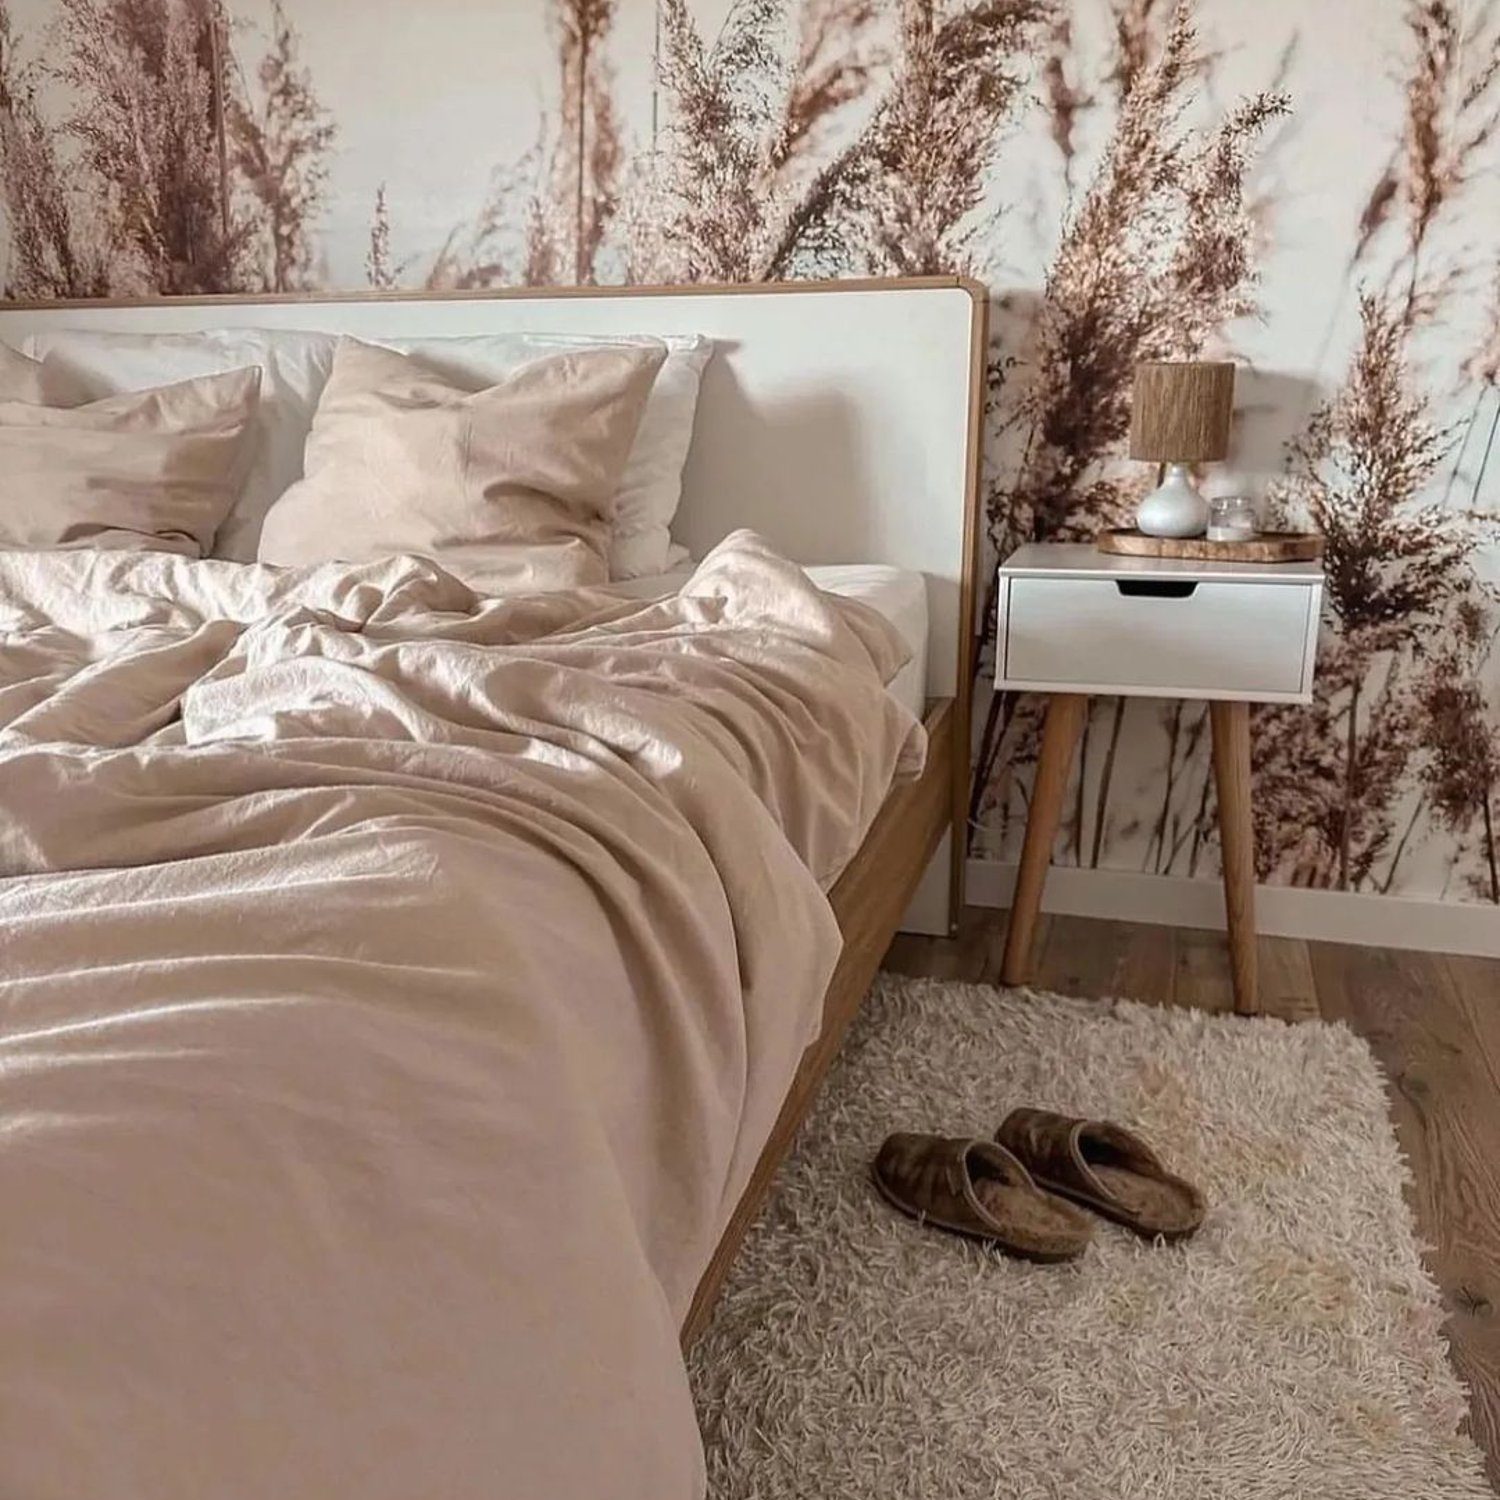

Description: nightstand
[994,543,1325,1014]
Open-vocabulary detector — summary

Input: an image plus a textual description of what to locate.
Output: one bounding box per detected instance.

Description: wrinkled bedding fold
[0,532,924,1500]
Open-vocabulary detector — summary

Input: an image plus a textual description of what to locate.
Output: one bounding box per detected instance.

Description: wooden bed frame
[0,276,988,1348]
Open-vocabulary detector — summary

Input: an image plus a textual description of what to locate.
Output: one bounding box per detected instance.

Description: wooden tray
[1096,528,1324,563]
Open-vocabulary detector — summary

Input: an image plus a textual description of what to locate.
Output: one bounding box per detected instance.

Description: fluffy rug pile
[689,975,1491,1499]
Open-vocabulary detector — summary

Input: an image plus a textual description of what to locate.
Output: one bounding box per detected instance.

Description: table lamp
[1129,361,1235,538]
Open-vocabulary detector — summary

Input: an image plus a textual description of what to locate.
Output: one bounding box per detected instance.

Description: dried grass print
[0,0,332,298]
[1262,294,1497,893]
[1353,0,1500,322]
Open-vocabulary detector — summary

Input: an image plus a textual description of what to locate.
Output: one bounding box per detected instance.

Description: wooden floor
[884,908,1500,1491]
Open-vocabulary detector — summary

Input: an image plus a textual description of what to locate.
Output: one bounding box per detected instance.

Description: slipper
[995,1108,1206,1239]
[872,1133,1093,1262]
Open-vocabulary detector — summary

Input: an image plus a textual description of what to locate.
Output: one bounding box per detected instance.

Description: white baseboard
[900,833,954,937]
[965,858,1500,959]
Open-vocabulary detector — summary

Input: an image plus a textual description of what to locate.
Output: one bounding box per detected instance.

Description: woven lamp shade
[1129,361,1235,463]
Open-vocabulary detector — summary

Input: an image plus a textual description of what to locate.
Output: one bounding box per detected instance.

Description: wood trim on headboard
[0,273,982,313]
[950,283,987,925]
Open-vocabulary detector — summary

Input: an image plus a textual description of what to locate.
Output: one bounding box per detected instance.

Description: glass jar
[1207,495,1257,543]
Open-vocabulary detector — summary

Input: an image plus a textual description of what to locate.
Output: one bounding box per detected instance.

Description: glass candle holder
[1207,495,1257,543]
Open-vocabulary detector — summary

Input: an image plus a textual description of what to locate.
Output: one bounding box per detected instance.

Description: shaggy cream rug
[689,975,1492,1499]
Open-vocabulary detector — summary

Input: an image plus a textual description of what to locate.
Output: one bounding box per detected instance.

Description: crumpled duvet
[0,531,924,1500]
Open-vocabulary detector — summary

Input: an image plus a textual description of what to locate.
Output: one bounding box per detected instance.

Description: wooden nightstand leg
[1209,699,1258,1015]
[1000,692,1089,986]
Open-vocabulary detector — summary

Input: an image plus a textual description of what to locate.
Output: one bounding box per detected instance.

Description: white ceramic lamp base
[1136,463,1210,538]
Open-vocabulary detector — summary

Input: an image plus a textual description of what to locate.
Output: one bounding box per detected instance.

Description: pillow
[23,328,336,561]
[387,332,712,578]
[0,342,81,405]
[256,338,666,593]
[25,326,712,575]
[0,363,261,557]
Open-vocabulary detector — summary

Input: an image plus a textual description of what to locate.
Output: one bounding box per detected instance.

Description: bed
[0,278,984,1497]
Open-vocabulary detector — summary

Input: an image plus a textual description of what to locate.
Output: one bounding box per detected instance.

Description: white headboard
[0,278,984,699]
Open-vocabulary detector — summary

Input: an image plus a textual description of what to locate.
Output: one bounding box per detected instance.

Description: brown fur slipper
[872,1133,1093,1262]
[995,1108,1206,1240]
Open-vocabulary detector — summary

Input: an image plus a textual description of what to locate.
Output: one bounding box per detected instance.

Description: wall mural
[1,0,1497,907]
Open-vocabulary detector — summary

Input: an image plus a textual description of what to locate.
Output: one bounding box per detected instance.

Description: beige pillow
[0,342,77,405]
[0,358,261,557]
[256,337,667,593]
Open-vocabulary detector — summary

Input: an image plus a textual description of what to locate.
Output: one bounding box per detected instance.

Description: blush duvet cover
[0,532,924,1500]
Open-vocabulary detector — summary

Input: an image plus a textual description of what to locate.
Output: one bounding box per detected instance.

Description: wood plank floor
[884,908,1500,1491]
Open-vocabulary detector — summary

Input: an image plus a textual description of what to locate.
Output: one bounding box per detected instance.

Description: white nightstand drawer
[1001,575,1318,700]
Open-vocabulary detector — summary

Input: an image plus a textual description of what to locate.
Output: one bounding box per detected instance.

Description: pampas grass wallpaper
[1,0,1496,907]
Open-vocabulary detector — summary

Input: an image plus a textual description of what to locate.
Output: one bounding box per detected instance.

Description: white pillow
[384,333,710,578]
[27,328,334,563]
[27,326,712,577]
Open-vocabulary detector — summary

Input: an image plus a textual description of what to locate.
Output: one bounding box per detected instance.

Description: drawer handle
[1114,579,1199,599]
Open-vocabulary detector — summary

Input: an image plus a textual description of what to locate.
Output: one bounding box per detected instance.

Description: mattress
[615,562,930,719]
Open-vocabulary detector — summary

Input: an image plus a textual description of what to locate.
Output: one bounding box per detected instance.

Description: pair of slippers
[872,1107,1205,1261]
